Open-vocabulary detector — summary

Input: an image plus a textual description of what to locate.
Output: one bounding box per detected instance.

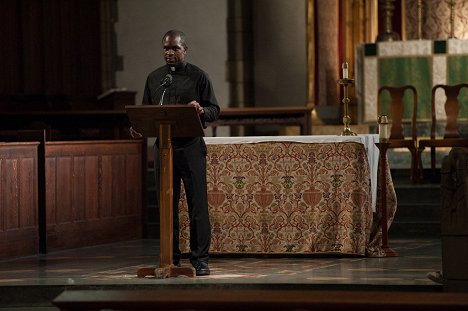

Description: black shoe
[194,261,210,276]
[173,261,181,267]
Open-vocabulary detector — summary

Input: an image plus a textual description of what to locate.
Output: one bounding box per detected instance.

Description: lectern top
[125,105,204,138]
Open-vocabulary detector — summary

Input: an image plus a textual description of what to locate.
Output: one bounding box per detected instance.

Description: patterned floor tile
[0,238,442,288]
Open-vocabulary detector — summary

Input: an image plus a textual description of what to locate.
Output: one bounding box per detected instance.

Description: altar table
[178,135,396,257]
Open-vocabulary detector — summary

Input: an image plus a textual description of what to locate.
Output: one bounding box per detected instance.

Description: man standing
[138,30,219,276]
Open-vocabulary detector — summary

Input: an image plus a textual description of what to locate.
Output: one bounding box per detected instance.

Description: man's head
[162,30,187,65]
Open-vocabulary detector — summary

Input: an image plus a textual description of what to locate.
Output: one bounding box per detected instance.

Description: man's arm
[198,73,220,123]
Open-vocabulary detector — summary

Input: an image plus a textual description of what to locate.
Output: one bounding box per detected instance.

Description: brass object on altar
[449,0,456,39]
[338,77,357,136]
[378,114,390,143]
[417,0,423,39]
[376,0,400,42]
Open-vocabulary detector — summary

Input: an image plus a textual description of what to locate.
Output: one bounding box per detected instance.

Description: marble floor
[0,238,443,309]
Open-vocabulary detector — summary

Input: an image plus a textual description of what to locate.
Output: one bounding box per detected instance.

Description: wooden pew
[0,141,40,259]
[1,131,146,257]
[44,140,144,251]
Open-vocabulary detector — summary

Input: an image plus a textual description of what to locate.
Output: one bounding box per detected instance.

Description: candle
[342,62,348,79]
[379,123,387,141]
[378,115,389,141]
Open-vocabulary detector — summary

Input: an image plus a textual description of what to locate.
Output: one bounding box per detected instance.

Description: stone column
[227,0,254,109]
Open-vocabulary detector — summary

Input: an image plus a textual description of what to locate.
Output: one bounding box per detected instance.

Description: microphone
[160,74,173,87]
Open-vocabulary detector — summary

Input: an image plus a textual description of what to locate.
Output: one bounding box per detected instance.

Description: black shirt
[142,62,220,146]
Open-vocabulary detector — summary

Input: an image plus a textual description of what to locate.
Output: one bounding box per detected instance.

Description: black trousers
[153,137,211,266]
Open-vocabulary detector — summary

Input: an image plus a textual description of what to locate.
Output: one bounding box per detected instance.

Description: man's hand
[129,127,143,139]
[188,100,204,115]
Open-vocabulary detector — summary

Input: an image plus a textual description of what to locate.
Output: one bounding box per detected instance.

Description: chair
[378,85,419,182]
[417,84,468,180]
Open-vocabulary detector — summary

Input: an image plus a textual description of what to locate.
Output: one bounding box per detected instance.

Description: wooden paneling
[0,142,39,259]
[0,0,101,102]
[45,140,143,251]
[1,139,144,258]
[0,1,21,94]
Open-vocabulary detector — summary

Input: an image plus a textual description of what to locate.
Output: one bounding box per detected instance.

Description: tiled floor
[0,238,443,309]
[0,238,442,287]
[0,239,441,286]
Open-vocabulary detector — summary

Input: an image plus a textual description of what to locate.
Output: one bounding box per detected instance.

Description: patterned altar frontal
[178,138,396,257]
[357,39,468,123]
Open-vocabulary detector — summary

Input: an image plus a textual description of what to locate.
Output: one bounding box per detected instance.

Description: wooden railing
[0,110,131,141]
[207,106,313,136]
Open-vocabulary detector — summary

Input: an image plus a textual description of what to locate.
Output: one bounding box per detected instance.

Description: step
[394,187,441,205]
[391,168,442,183]
[394,203,441,221]
[388,168,442,238]
[389,220,440,238]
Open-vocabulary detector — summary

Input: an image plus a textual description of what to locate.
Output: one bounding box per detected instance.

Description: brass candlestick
[375,142,398,257]
[338,77,357,136]
[449,0,456,39]
[376,0,400,41]
[417,0,423,40]
[376,115,397,256]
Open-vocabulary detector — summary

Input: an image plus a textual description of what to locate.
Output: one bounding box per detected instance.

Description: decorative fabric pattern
[405,0,468,40]
[177,141,394,256]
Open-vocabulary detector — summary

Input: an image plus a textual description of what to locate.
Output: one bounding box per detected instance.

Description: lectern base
[137,265,196,278]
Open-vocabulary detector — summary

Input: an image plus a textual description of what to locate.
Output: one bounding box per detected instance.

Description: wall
[252,0,308,107]
[115,0,229,110]
[316,0,339,108]
[115,0,309,136]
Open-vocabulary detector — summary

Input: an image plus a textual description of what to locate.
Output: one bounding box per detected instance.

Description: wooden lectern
[126,105,204,278]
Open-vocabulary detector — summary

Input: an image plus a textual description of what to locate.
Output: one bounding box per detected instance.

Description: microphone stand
[159,86,168,105]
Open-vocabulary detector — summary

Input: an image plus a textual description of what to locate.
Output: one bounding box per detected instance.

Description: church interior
[1,0,468,310]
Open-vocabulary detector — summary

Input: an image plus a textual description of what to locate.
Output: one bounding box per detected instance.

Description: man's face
[163,35,186,65]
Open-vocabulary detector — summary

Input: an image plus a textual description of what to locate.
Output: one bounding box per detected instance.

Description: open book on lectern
[125,105,204,138]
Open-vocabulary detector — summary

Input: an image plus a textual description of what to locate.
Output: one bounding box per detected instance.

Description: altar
[178,135,396,257]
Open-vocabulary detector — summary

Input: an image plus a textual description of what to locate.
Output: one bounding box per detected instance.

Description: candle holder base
[383,247,399,257]
[375,142,398,257]
[376,31,400,42]
[339,127,357,136]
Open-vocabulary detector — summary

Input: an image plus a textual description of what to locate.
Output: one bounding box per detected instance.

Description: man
[134,30,219,276]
